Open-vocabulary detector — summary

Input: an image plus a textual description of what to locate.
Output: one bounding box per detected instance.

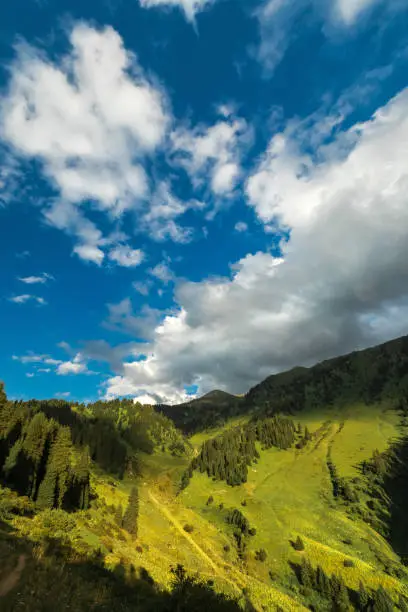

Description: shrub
[293,536,305,551]
[343,559,354,567]
[255,549,267,562]
[241,500,247,507]
[248,528,257,536]
[183,524,194,533]
[223,544,230,553]
[206,495,214,506]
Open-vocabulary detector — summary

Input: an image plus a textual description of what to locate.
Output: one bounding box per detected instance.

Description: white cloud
[38,368,51,373]
[9,294,46,305]
[171,116,250,197]
[139,0,214,22]
[104,86,408,403]
[1,23,169,261]
[149,261,174,284]
[141,182,202,244]
[73,243,105,266]
[26,373,35,378]
[18,272,54,284]
[13,353,63,368]
[56,391,71,398]
[234,221,248,233]
[133,280,153,296]
[335,0,380,23]
[255,0,406,74]
[108,245,144,267]
[57,352,97,376]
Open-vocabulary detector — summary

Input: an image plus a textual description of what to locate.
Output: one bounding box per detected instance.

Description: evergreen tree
[399,595,408,612]
[300,558,314,589]
[330,574,350,612]
[36,463,57,509]
[358,581,369,610]
[293,536,305,551]
[123,486,139,537]
[372,587,394,612]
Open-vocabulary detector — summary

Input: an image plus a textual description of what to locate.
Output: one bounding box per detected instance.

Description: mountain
[1,336,408,610]
[157,389,245,433]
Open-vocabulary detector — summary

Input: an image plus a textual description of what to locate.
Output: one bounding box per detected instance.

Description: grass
[330,402,403,478]
[1,401,407,610]
[181,403,407,601]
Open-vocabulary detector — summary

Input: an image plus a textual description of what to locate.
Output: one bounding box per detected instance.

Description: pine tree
[300,558,314,589]
[358,581,369,610]
[123,486,139,537]
[293,535,305,551]
[36,464,57,509]
[372,586,394,612]
[330,574,350,612]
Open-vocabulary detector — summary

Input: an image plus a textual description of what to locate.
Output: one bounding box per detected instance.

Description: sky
[1,0,408,405]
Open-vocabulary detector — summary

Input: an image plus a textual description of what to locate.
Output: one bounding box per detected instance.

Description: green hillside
[2,336,408,610]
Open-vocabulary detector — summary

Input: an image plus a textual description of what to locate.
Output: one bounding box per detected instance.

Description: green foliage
[123,486,139,537]
[255,549,267,562]
[183,524,194,533]
[372,586,394,611]
[191,415,295,486]
[293,535,305,551]
[115,503,123,528]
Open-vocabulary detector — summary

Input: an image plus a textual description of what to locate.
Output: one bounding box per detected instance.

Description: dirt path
[0,554,27,597]
[148,491,241,591]
[147,490,307,611]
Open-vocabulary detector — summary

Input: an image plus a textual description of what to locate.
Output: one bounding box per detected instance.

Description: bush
[248,528,257,536]
[255,549,267,562]
[219,503,224,510]
[241,500,247,507]
[183,524,194,533]
[223,544,230,553]
[343,559,354,567]
[206,496,214,506]
[293,536,305,551]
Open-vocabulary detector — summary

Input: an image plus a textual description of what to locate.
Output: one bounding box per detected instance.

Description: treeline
[295,556,405,611]
[225,508,256,558]
[246,335,408,415]
[186,416,295,487]
[4,394,189,481]
[0,389,90,511]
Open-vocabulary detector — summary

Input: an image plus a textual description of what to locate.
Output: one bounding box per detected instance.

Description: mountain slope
[2,335,408,610]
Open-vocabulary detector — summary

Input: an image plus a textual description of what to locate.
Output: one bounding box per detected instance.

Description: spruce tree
[372,586,394,612]
[123,486,139,537]
[358,581,369,610]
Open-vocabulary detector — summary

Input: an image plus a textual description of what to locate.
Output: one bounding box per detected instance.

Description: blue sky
[1,0,408,404]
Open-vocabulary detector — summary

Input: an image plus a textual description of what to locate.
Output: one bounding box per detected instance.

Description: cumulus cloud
[9,294,46,305]
[57,353,97,376]
[108,245,144,267]
[138,0,215,22]
[103,86,408,403]
[0,23,169,261]
[171,116,250,197]
[18,272,54,284]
